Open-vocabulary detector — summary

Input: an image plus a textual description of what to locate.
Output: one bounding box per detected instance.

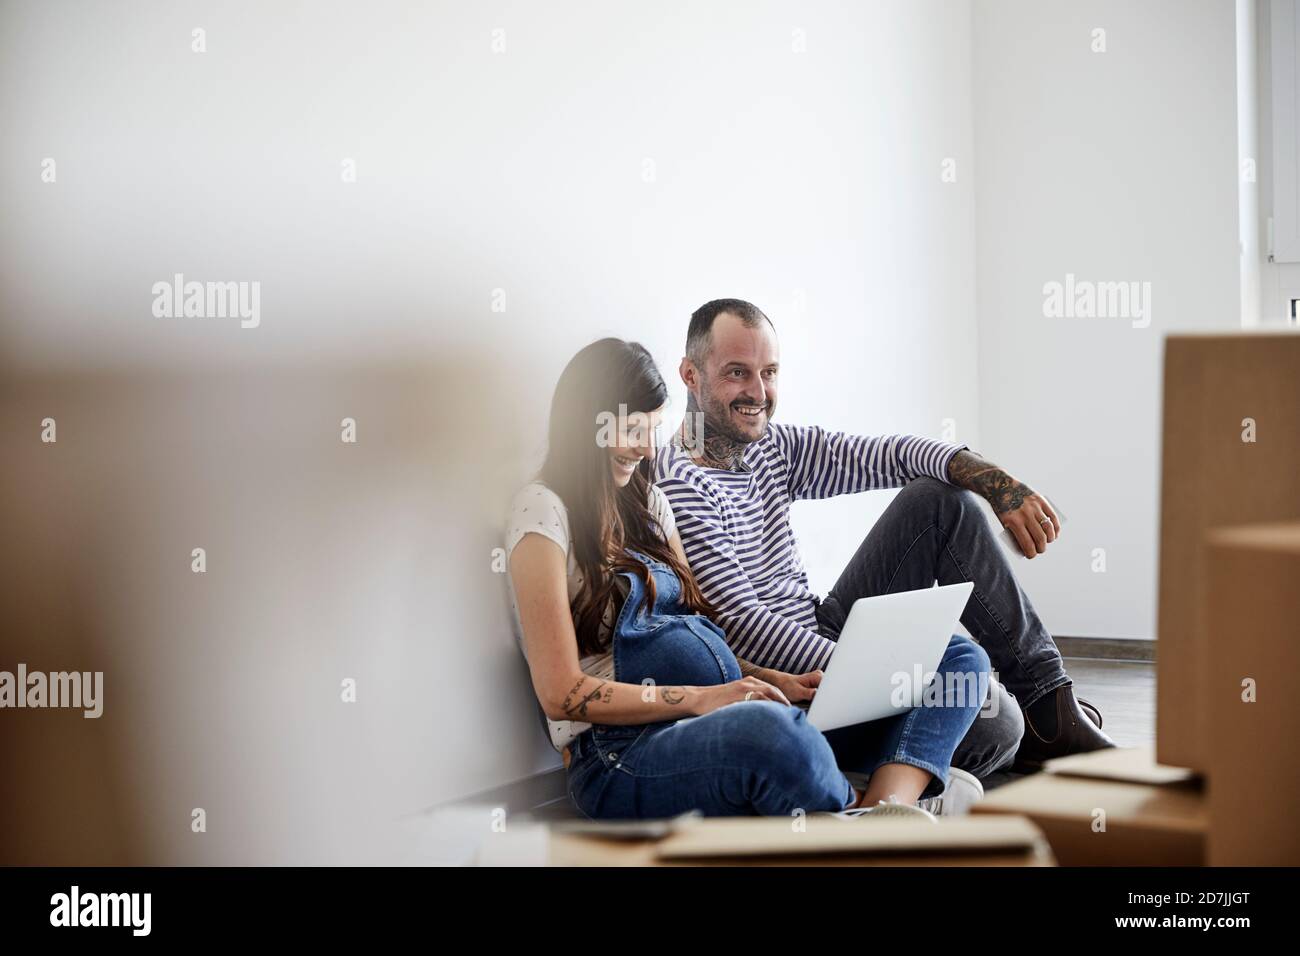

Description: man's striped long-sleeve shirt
[653,424,967,674]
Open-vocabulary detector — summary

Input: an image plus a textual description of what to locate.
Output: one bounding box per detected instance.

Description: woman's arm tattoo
[562,677,689,717]
[561,677,612,720]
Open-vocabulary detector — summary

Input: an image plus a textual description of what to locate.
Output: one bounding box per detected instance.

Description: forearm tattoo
[946,449,1034,516]
[561,678,688,719]
[561,677,613,720]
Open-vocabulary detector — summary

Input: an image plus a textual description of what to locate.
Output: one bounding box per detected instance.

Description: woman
[505,338,988,819]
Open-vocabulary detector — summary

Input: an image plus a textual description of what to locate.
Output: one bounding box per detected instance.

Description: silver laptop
[800,582,975,732]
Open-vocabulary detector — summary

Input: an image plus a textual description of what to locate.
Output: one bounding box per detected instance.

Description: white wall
[0,0,981,861]
[1248,0,1300,324]
[781,1,981,596]
[970,0,1241,641]
[1240,0,1263,326]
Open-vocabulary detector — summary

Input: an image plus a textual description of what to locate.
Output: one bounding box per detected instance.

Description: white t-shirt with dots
[504,480,678,752]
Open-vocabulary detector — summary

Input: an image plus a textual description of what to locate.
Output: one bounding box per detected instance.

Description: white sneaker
[832,795,938,823]
[916,767,984,817]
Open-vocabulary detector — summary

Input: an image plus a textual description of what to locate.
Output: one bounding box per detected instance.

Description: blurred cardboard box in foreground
[1157,333,1300,771]
[973,747,1205,866]
[476,814,1055,866]
[1204,521,1300,866]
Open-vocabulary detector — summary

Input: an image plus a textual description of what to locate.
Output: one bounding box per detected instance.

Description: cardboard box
[479,815,1055,866]
[1157,333,1300,771]
[1204,522,1300,865]
[972,747,1206,866]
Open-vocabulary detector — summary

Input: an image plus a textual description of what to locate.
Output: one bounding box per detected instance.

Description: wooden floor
[980,656,1154,792]
[1061,657,1155,749]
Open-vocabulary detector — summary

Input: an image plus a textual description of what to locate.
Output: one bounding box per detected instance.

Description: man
[652,298,1115,781]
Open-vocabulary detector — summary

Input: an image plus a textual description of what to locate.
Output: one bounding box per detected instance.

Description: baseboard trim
[1055,636,1154,662]
[435,766,569,817]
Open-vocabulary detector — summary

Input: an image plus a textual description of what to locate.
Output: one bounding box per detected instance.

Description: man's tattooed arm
[946,449,1034,516]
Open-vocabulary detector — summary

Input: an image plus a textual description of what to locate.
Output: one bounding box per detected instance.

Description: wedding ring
[744,691,755,701]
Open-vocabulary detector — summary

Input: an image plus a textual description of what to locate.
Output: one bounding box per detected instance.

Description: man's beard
[705,394,764,444]
[685,385,768,470]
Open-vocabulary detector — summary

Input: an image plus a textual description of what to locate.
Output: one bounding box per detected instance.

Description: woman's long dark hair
[539,338,718,657]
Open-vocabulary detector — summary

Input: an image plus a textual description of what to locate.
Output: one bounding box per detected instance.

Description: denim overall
[608,548,742,691]
[564,549,741,805]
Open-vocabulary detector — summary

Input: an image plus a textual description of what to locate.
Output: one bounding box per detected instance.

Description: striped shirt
[653,424,966,674]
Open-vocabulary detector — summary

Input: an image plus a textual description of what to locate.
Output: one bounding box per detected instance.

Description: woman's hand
[692,676,791,715]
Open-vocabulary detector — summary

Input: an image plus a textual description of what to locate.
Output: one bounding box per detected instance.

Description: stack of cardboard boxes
[973,332,1300,866]
[972,747,1206,865]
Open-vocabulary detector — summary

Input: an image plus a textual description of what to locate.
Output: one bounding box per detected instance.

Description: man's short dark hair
[685,299,774,366]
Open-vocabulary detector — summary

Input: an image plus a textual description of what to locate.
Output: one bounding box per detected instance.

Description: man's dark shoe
[1013,683,1115,773]
[1077,697,1102,729]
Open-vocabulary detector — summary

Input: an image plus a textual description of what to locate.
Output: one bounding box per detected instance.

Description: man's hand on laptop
[763,668,823,707]
[947,450,1061,559]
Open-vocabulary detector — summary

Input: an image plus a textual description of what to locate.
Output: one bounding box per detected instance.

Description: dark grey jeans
[814,476,1072,780]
